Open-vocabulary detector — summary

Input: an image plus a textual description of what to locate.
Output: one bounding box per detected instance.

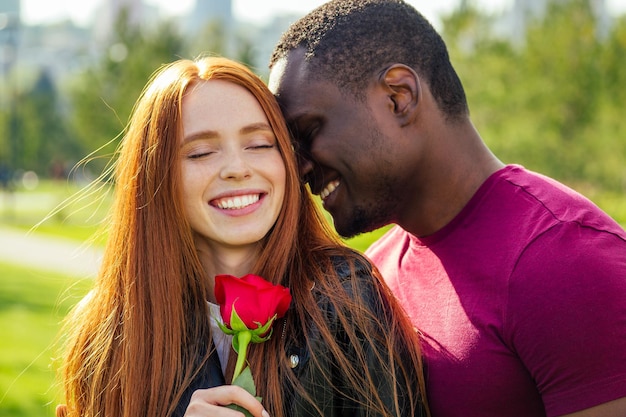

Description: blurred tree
[0,70,80,176]
[3,69,77,176]
[592,13,626,191]
[441,4,520,155]
[520,0,602,179]
[188,19,228,58]
[522,0,626,191]
[67,9,254,179]
[442,3,498,55]
[601,14,626,108]
[235,33,256,70]
[442,0,625,192]
[67,8,187,177]
[0,105,8,165]
[186,18,256,69]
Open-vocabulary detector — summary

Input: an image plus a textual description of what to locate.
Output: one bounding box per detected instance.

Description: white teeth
[216,194,260,209]
[320,180,340,200]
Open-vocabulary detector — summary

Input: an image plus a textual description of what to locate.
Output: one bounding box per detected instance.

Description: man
[268,1,626,416]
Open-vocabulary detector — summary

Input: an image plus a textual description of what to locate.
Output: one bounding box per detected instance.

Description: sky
[17,0,458,25]
[17,0,626,30]
[18,0,507,28]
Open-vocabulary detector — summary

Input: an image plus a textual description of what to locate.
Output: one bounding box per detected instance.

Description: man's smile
[320,179,340,200]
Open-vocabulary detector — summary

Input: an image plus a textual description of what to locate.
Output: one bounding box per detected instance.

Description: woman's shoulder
[312,248,384,306]
[327,248,373,278]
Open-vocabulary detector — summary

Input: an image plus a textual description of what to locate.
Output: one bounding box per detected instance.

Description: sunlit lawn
[0,180,110,245]
[0,262,92,417]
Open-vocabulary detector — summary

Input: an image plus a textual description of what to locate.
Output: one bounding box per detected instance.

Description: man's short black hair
[270,0,469,119]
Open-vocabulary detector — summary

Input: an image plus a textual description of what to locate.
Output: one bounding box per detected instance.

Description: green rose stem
[232,330,252,382]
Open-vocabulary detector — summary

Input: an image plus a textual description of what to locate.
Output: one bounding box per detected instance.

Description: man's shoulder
[498,165,625,235]
[365,225,408,259]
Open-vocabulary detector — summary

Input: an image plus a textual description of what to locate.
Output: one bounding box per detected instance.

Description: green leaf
[227,367,262,417]
[233,366,257,396]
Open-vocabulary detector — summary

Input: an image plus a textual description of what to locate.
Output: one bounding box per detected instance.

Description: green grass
[342,225,392,253]
[0,180,111,245]
[0,263,92,417]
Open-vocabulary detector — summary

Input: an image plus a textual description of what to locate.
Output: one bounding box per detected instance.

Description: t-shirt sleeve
[505,221,626,417]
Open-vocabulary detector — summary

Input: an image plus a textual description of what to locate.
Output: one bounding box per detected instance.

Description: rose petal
[214,274,292,330]
[241,274,275,289]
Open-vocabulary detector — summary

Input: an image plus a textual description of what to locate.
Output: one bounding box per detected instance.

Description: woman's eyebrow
[181,130,219,145]
[239,122,273,135]
[182,123,273,146]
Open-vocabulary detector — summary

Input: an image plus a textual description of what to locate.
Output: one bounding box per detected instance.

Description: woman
[56,56,428,417]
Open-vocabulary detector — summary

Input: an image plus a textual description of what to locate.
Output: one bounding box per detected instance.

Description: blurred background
[1,0,625,416]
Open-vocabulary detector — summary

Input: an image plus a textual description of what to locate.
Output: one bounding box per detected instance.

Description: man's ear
[379,64,420,126]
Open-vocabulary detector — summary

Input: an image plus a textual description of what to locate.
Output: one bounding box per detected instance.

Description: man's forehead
[267,58,287,94]
[268,48,309,95]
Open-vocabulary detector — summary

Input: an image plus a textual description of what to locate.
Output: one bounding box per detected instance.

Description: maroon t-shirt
[367,165,626,417]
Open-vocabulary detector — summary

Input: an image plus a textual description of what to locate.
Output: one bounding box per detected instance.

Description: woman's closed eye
[244,134,278,151]
[247,144,276,150]
[188,149,215,159]
[185,145,217,159]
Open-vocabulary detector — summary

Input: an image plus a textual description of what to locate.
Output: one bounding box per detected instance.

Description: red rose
[214,274,292,392]
[215,274,291,333]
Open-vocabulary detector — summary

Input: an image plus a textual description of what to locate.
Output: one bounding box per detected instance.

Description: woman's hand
[184,385,269,417]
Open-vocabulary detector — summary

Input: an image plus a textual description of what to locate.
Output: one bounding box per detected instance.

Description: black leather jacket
[174,256,425,417]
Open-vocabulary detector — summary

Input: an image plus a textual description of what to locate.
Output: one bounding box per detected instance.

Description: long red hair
[58,56,427,417]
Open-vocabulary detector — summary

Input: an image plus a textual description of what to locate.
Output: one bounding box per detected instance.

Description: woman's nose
[220,150,252,180]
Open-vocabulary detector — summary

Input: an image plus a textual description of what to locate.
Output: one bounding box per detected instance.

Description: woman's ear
[379,64,421,126]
